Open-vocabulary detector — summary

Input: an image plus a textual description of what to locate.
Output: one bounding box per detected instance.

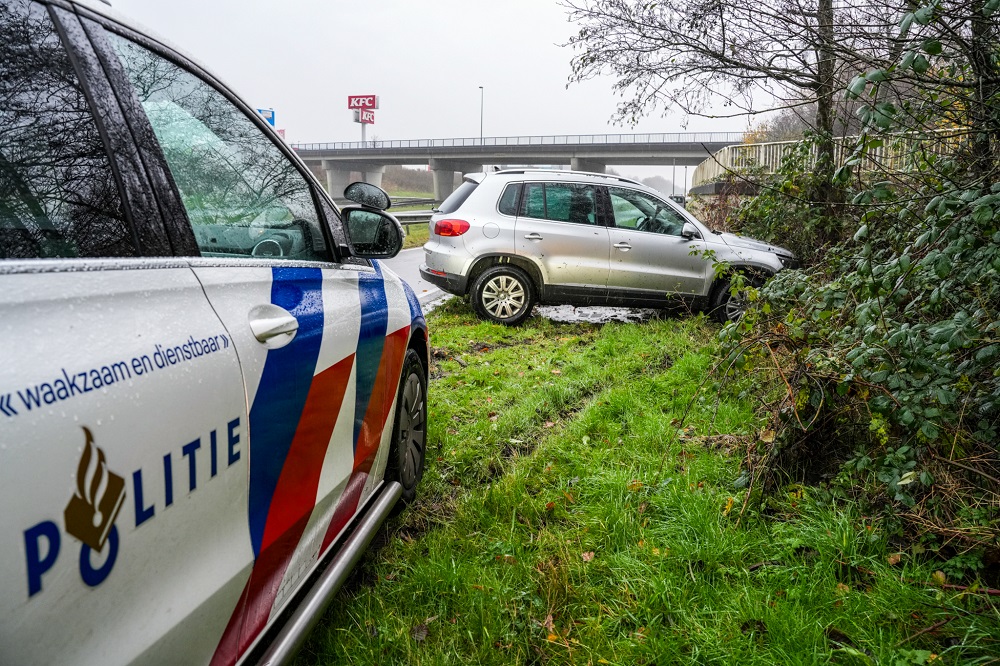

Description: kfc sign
[353,109,375,125]
[347,95,379,110]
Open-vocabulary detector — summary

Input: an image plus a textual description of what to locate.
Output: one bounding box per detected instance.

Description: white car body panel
[0,262,251,665]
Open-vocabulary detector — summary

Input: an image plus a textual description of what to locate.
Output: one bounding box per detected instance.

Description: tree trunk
[813,0,839,212]
[967,0,1000,187]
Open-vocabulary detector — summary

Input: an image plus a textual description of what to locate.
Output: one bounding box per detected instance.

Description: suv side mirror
[681,222,701,241]
[342,207,403,258]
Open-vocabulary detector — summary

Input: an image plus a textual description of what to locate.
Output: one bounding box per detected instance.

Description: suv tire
[386,349,427,507]
[709,273,763,323]
[471,265,536,326]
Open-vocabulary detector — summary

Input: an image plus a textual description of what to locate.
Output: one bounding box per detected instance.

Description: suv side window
[108,35,329,262]
[608,187,687,236]
[521,183,597,225]
[497,183,521,216]
[0,0,135,260]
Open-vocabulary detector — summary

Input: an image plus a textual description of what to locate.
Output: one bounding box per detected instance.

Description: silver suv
[420,169,798,325]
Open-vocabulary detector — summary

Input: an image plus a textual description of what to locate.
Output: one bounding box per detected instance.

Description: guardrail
[293,132,746,152]
[393,210,434,235]
[692,130,964,186]
[391,197,437,208]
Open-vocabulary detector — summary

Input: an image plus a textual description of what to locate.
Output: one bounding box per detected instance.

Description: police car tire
[471,265,535,326]
[387,349,427,507]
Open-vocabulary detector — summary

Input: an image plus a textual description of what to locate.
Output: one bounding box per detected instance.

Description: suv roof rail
[491,168,644,187]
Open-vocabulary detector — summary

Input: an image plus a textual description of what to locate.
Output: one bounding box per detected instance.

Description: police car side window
[108,36,329,262]
[0,0,135,260]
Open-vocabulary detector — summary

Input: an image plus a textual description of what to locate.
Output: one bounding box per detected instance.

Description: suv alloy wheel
[471,265,536,326]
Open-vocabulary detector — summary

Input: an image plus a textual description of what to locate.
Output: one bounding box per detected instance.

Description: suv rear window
[438,180,478,214]
[521,183,597,225]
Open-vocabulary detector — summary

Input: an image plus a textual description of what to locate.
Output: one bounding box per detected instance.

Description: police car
[0,0,429,663]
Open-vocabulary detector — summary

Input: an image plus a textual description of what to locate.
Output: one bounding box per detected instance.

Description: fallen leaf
[563,491,575,503]
[547,633,558,642]
[887,553,902,566]
[545,501,555,511]
[760,429,776,443]
[627,479,643,491]
[723,497,735,516]
[652,547,661,556]
[411,624,428,642]
[582,551,595,562]
[932,570,947,586]
[835,582,851,595]
[543,614,555,631]
[425,615,439,624]
[543,421,555,428]
[551,369,562,375]
[638,502,648,514]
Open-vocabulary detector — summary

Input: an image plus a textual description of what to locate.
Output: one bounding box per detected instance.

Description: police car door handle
[248,304,299,349]
[523,233,543,241]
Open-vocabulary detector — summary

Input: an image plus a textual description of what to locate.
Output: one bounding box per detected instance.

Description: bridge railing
[292,132,745,152]
[692,130,964,186]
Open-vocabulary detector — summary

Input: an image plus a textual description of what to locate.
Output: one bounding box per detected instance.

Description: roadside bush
[730,137,847,264]
[717,1,1000,563]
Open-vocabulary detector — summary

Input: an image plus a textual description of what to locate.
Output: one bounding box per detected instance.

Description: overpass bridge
[292,132,744,200]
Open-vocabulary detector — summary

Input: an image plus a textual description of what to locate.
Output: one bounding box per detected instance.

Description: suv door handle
[249,304,299,349]
[523,233,543,241]
[613,242,632,251]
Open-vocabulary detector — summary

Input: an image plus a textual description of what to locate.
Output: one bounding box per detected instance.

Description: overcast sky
[108,0,750,186]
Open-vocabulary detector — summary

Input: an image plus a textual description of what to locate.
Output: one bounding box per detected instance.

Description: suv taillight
[434,219,470,237]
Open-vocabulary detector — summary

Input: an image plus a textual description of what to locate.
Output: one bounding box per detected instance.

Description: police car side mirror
[343,182,392,210]
[341,206,403,259]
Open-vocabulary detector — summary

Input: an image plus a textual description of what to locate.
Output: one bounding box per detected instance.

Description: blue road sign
[256,108,275,126]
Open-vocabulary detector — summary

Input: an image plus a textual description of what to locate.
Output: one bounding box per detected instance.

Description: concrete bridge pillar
[362,166,385,189]
[429,159,485,200]
[322,163,352,199]
[570,157,606,173]
[322,160,386,197]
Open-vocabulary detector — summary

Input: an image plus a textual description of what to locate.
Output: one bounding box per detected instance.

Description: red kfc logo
[347,95,379,109]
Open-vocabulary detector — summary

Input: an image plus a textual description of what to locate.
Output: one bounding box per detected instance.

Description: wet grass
[296,300,1000,665]
[402,224,429,250]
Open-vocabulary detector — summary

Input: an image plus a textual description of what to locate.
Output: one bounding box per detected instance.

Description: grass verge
[296,300,1000,665]
[402,224,429,250]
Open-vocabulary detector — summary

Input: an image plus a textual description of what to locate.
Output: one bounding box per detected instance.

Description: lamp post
[479,86,484,144]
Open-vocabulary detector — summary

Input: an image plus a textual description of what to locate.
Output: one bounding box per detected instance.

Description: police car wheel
[388,349,427,506]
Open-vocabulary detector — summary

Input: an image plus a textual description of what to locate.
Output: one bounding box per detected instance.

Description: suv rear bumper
[419,265,468,296]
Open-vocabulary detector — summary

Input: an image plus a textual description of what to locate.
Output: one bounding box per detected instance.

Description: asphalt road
[378,247,448,311]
